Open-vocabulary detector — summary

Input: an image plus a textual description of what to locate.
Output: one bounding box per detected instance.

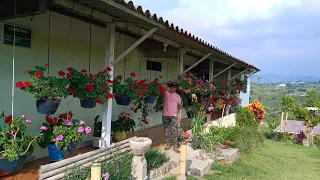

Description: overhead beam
[212,63,236,79]
[230,68,249,80]
[112,27,158,65]
[184,53,212,73]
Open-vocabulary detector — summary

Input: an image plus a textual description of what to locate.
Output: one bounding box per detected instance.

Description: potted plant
[111,112,136,142]
[38,112,91,161]
[143,78,160,104]
[16,64,69,115]
[0,113,41,176]
[113,73,139,106]
[92,115,103,148]
[67,67,113,108]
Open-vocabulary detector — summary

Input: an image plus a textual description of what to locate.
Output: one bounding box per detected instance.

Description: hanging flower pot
[114,130,128,142]
[36,98,61,115]
[115,96,131,106]
[66,142,79,154]
[0,155,27,176]
[80,99,96,108]
[48,143,65,162]
[144,95,156,104]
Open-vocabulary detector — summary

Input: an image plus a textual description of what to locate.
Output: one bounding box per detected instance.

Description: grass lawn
[206,140,320,180]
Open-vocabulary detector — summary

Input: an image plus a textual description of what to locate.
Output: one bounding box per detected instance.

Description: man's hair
[168,82,178,87]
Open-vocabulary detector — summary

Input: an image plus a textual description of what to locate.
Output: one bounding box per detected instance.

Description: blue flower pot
[48,144,64,161]
[144,95,156,104]
[80,99,96,108]
[0,155,27,176]
[36,98,61,115]
[115,96,131,106]
[66,142,79,154]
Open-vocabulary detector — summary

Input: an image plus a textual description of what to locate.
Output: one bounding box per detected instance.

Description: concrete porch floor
[3,118,193,180]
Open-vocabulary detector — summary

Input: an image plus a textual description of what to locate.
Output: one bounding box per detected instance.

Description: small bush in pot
[111,112,136,142]
[16,64,69,114]
[0,113,41,176]
[67,67,113,108]
[113,73,139,105]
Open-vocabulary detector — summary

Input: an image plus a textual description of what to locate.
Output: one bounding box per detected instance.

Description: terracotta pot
[129,137,152,156]
[114,131,128,142]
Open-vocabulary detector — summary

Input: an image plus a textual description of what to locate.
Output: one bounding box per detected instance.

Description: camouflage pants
[162,116,183,148]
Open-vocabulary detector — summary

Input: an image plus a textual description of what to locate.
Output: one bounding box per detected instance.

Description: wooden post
[177,143,187,178]
[178,48,185,75]
[209,59,214,82]
[280,112,284,132]
[91,163,101,180]
[101,23,115,147]
[284,112,288,142]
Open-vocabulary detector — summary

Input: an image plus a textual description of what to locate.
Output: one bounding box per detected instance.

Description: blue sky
[129,0,320,77]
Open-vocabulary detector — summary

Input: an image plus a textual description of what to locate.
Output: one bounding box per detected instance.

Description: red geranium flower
[16,81,23,88]
[67,67,74,72]
[107,80,114,84]
[119,75,123,80]
[23,81,30,87]
[130,72,136,77]
[5,115,12,125]
[68,88,75,95]
[86,84,95,91]
[107,94,114,99]
[46,115,58,125]
[24,69,30,74]
[102,85,109,92]
[129,85,134,89]
[159,75,163,79]
[146,113,149,116]
[142,120,149,124]
[45,64,48,67]
[89,74,94,79]
[67,74,72,79]
[137,90,143,97]
[96,98,102,104]
[58,71,65,77]
[81,69,87,73]
[99,71,104,75]
[154,81,159,85]
[34,72,42,77]
[106,67,112,72]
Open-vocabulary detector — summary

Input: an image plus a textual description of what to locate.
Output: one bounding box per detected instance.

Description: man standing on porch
[162,82,182,152]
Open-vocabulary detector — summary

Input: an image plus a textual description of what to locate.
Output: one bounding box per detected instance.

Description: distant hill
[252,74,320,83]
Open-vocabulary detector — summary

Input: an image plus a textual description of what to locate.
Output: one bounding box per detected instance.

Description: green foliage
[280,95,298,112]
[68,67,112,103]
[113,75,139,100]
[145,149,169,170]
[264,131,284,141]
[111,112,136,133]
[93,115,102,137]
[302,89,320,107]
[224,127,264,152]
[64,153,133,180]
[16,64,69,100]
[0,114,41,161]
[314,136,320,148]
[236,106,257,128]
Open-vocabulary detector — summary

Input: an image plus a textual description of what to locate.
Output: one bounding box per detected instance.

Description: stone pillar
[129,137,152,180]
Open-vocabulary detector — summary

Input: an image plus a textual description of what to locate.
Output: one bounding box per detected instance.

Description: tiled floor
[3,114,221,180]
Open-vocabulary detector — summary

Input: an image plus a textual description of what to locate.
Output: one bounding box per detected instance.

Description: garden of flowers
[0,63,268,179]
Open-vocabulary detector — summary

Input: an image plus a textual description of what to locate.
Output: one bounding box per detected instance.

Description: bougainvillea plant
[67,67,113,104]
[111,112,136,133]
[0,112,41,161]
[39,111,91,151]
[16,64,69,101]
[248,100,265,120]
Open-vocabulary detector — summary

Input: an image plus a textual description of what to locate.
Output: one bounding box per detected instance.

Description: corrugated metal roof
[74,0,260,71]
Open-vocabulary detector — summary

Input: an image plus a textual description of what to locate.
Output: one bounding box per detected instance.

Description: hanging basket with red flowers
[67,67,113,108]
[113,73,140,106]
[16,64,69,115]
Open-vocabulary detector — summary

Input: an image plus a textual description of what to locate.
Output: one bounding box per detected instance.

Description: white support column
[212,63,236,79]
[178,48,185,75]
[226,68,232,115]
[209,59,214,82]
[101,23,115,147]
[112,27,158,65]
[184,53,212,73]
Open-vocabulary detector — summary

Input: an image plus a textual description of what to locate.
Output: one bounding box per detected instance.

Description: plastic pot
[0,155,27,176]
[80,99,96,108]
[115,96,131,106]
[144,95,156,103]
[36,98,61,115]
[48,143,64,162]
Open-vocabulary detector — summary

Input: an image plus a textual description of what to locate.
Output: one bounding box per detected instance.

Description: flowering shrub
[0,112,41,161]
[179,131,192,143]
[16,64,69,100]
[67,67,113,104]
[113,74,139,101]
[248,100,265,120]
[38,112,91,151]
[111,112,136,133]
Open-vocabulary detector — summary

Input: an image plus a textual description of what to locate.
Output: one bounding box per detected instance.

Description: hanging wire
[11,0,17,116]
[47,11,51,75]
[88,9,93,73]
[123,30,127,80]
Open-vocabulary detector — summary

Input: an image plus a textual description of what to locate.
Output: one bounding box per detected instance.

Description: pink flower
[184,89,190,94]
[40,126,48,131]
[102,173,110,180]
[56,135,64,141]
[85,126,92,135]
[26,119,32,124]
[21,115,25,119]
[80,120,85,125]
[178,86,183,91]
[78,127,84,133]
[183,131,189,138]
[208,106,214,112]
[191,94,197,99]
[63,120,73,126]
